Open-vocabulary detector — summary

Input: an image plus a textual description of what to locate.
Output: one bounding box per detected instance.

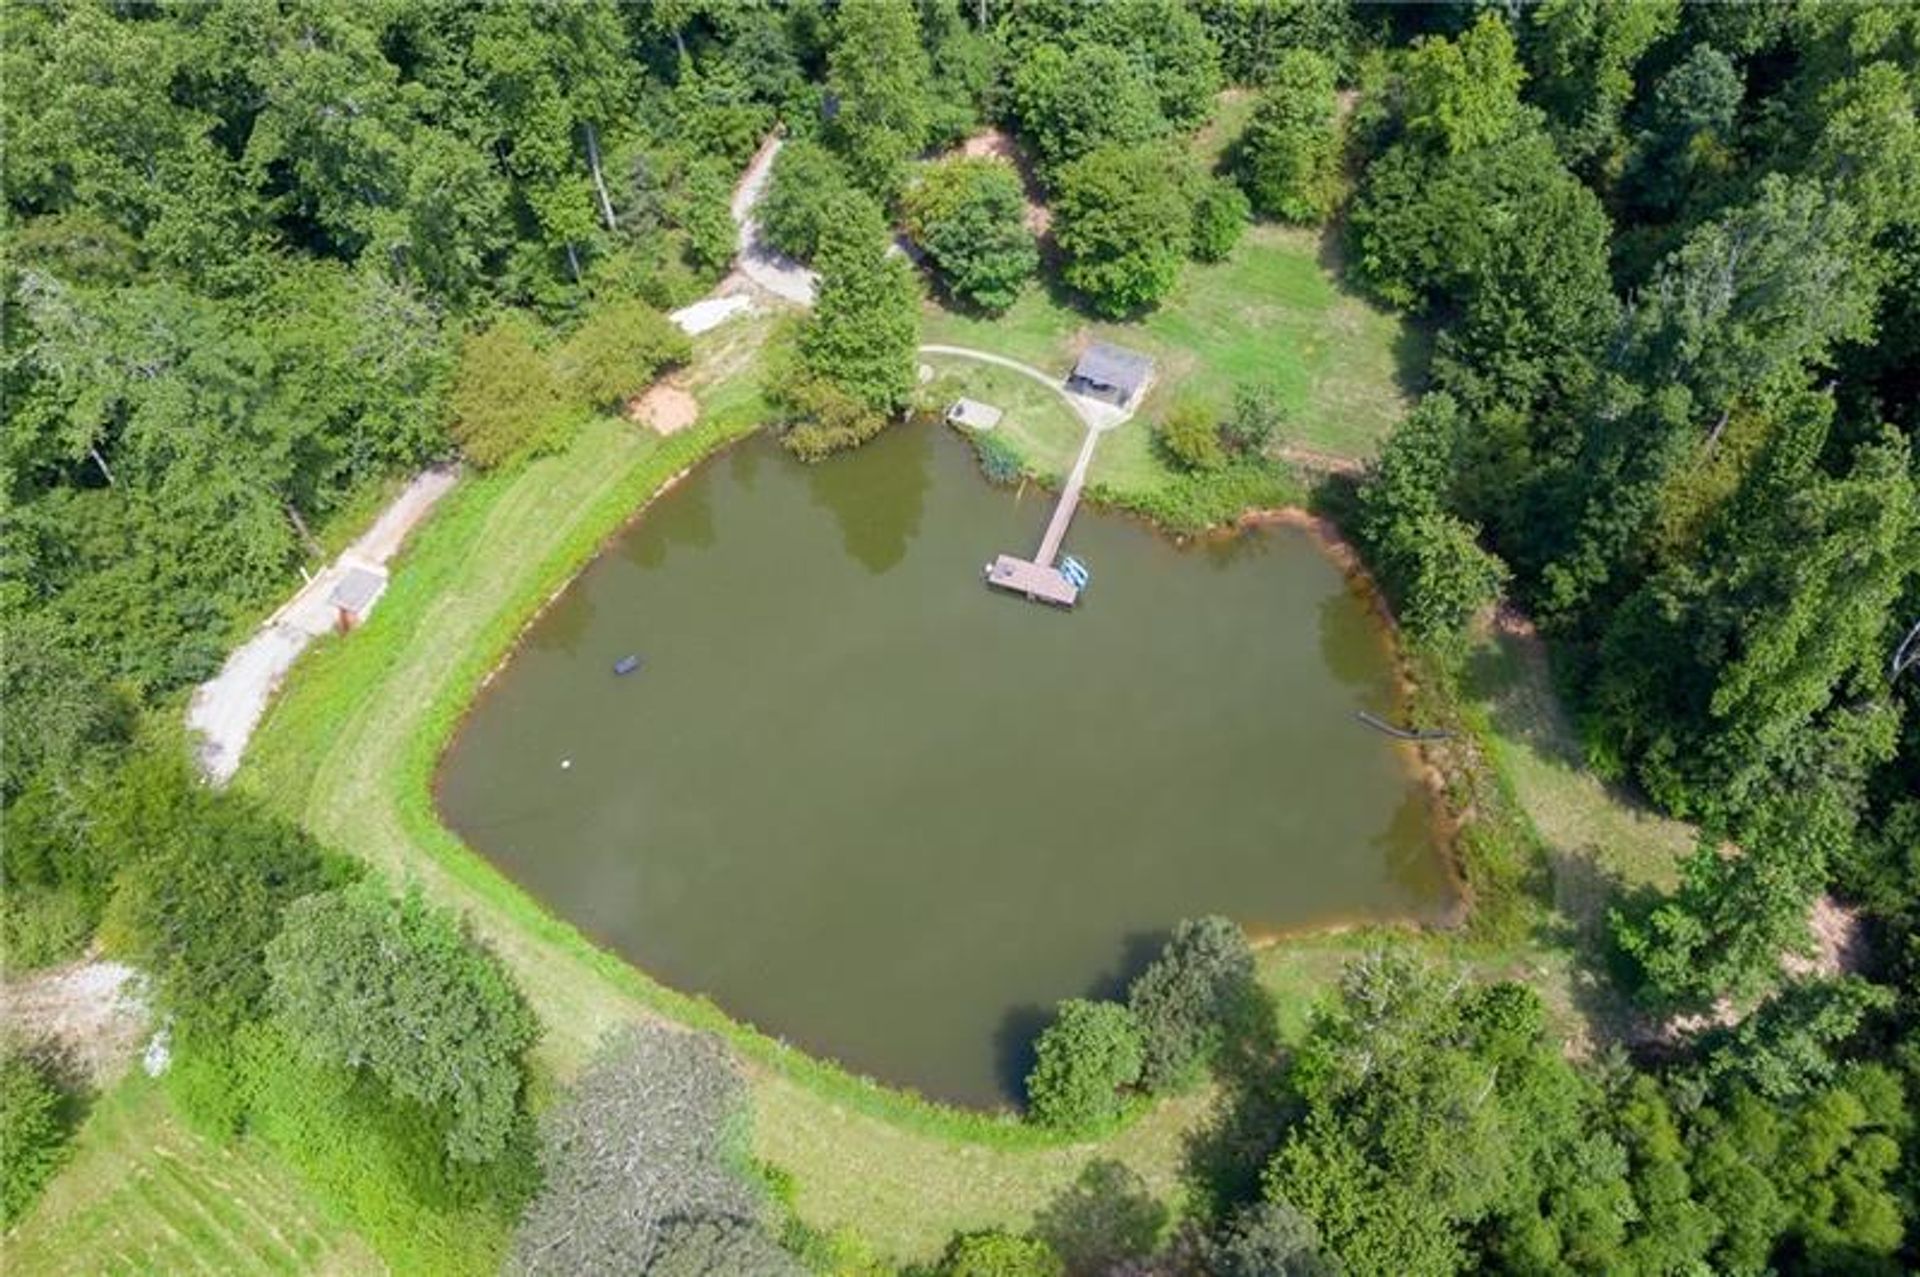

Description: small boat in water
[613,654,643,676]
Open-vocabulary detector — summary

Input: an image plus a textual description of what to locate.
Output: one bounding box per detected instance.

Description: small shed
[1067,342,1154,407]
[945,397,1004,431]
[328,564,388,632]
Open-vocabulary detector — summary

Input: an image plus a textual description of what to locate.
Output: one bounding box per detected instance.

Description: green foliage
[758,140,858,263]
[1092,457,1301,536]
[555,298,691,410]
[1156,399,1229,473]
[902,157,1037,314]
[1126,916,1257,1094]
[1356,394,1508,649]
[1223,379,1287,455]
[1401,14,1529,156]
[794,195,920,418]
[100,753,350,1034]
[449,312,569,469]
[0,1045,76,1224]
[1189,178,1251,262]
[1024,999,1144,1133]
[1208,1198,1340,1277]
[1010,43,1167,178]
[825,0,933,194]
[1241,48,1342,224]
[936,1229,1065,1277]
[1053,145,1192,317]
[968,430,1026,487]
[1523,0,1679,170]
[1703,977,1897,1101]
[266,881,538,1163]
[1194,0,1359,86]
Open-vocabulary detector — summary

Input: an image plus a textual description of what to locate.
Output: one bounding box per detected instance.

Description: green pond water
[437,423,1452,1107]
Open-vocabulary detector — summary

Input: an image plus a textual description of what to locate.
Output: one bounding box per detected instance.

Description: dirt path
[725,134,819,306]
[187,467,458,784]
[2,959,150,1086]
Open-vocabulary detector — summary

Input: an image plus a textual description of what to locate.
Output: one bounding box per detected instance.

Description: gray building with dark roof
[1067,342,1154,407]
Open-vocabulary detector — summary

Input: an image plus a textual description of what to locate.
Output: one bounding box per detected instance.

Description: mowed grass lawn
[240,320,1211,1263]
[921,223,1419,463]
[5,1076,381,1276]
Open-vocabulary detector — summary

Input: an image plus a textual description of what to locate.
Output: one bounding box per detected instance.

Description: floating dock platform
[986,554,1079,606]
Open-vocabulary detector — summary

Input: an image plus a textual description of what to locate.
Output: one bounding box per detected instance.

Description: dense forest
[3,2,1917,1275]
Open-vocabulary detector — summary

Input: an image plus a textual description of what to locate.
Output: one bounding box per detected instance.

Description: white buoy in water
[561,758,572,770]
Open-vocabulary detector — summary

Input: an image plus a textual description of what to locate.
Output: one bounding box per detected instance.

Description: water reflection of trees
[622,469,717,570]
[806,423,931,574]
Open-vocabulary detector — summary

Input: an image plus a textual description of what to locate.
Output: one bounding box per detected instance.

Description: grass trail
[241,324,1209,1261]
[4,1077,380,1276]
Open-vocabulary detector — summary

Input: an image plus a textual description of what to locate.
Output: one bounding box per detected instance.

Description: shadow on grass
[1179,981,1297,1223]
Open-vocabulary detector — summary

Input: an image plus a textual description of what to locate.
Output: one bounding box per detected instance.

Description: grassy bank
[241,329,1208,1261]
[3,1074,381,1275]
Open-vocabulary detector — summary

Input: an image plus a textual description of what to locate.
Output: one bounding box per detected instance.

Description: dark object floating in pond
[1355,709,1451,741]
[613,654,643,676]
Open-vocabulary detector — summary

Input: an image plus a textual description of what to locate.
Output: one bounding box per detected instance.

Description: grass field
[921,224,1418,463]
[239,319,1216,1263]
[4,1076,381,1276]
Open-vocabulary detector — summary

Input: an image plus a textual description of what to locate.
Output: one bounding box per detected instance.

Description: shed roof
[946,397,1004,429]
[328,564,387,614]
[1072,342,1153,394]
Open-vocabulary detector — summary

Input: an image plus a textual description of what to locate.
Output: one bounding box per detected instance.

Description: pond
[436,423,1453,1107]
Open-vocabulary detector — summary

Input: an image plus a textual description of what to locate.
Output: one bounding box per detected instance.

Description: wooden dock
[984,426,1098,607]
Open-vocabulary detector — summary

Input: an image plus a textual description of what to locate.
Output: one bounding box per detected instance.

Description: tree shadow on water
[993,1002,1051,1104]
[1034,1160,1171,1276]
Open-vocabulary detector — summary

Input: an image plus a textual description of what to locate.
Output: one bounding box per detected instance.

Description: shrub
[1024,999,1143,1133]
[902,157,1037,313]
[1223,379,1288,455]
[1127,916,1258,1093]
[266,881,539,1164]
[556,298,692,410]
[449,313,569,468]
[969,431,1025,486]
[1209,1198,1340,1277]
[0,1046,76,1224]
[780,375,893,462]
[1156,399,1227,472]
[1189,178,1250,262]
[938,1229,1065,1277]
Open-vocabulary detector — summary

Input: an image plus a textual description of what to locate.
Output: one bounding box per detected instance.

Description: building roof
[1072,342,1154,394]
[946,397,1004,430]
[328,564,387,615]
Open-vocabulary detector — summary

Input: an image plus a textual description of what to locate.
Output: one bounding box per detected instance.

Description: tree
[1189,178,1250,262]
[649,1216,801,1277]
[1401,14,1529,156]
[902,158,1038,314]
[1126,916,1257,1092]
[1053,145,1191,317]
[0,1046,74,1224]
[1010,43,1167,178]
[1208,1198,1342,1277]
[1703,977,1898,1101]
[1241,48,1342,224]
[758,140,858,262]
[1623,42,1743,219]
[1355,395,1509,649]
[1523,0,1680,169]
[937,1230,1065,1277]
[1024,999,1144,1133]
[449,313,569,468]
[1223,379,1287,455]
[508,1024,789,1275]
[555,298,691,410]
[266,882,538,1163]
[101,757,349,1035]
[1156,399,1228,473]
[825,0,932,194]
[795,193,919,418]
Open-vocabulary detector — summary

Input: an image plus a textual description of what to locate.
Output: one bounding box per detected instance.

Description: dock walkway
[986,423,1101,607]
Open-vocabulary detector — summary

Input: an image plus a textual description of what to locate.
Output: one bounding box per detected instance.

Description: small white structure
[946,397,1004,431]
[328,563,388,631]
